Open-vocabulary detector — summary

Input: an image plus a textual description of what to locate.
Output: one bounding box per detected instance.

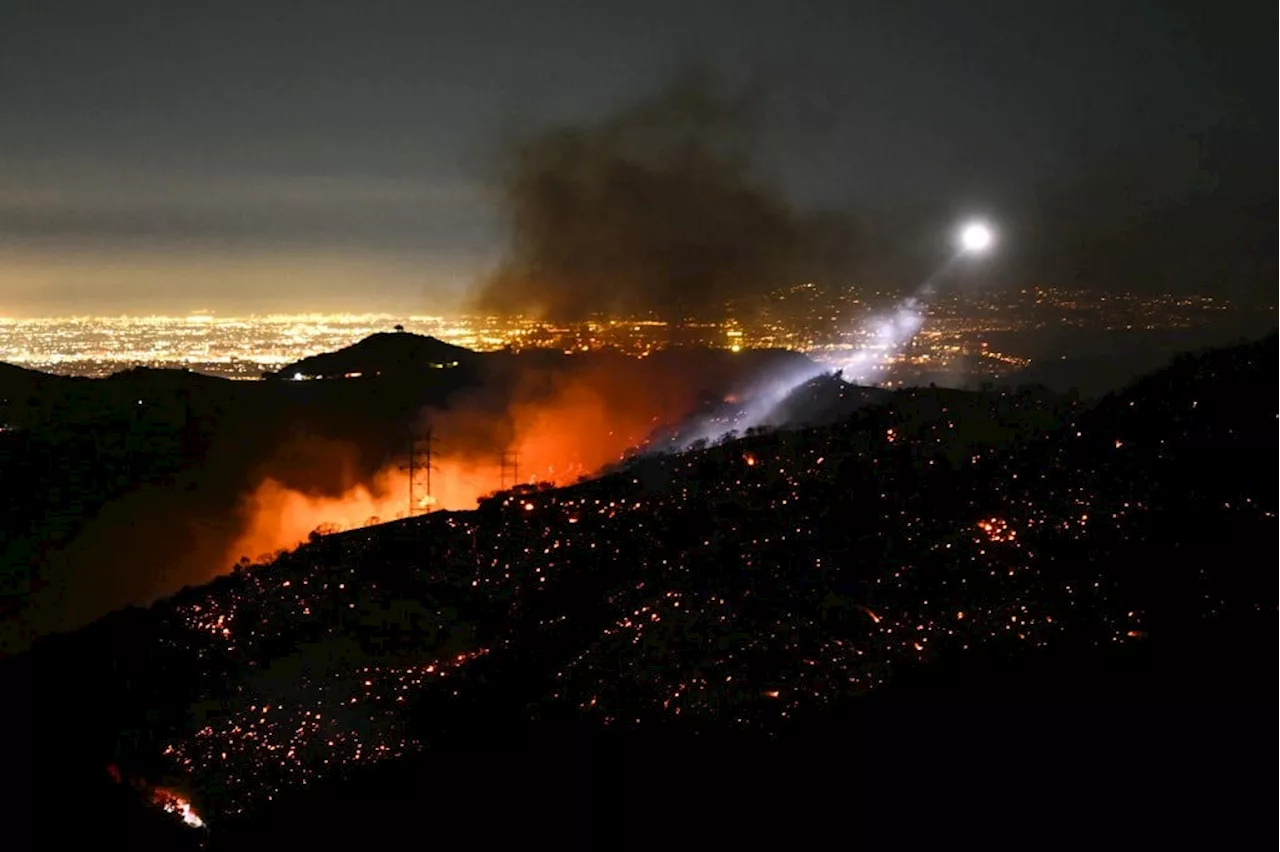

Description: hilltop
[266,331,478,379]
[8,334,1275,849]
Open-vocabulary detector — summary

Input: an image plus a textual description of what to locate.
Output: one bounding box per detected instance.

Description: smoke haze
[474,71,859,321]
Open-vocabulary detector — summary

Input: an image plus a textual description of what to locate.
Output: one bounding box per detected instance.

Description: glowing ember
[976,517,1015,543]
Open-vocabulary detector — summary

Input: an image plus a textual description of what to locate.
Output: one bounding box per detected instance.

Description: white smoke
[837,297,925,383]
[655,296,927,452]
[653,238,986,452]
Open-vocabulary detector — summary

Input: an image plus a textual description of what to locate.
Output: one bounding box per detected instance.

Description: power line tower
[499,449,519,491]
[401,426,437,516]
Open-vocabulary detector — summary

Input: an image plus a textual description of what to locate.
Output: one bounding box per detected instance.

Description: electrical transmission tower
[401,426,437,516]
[499,449,520,491]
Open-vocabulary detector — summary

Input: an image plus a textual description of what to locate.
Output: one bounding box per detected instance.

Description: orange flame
[153,788,205,828]
[222,362,699,571]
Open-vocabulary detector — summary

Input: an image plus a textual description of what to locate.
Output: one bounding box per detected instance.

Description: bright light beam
[655,217,999,451]
[837,219,996,380]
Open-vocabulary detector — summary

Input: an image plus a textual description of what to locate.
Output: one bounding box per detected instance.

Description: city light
[0,289,1234,384]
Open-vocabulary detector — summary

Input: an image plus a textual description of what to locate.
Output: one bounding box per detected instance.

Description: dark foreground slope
[6,336,1276,850]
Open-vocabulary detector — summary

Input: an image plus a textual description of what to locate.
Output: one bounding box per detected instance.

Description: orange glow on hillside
[223,362,700,570]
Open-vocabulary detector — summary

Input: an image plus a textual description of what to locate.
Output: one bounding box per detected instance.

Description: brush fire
[223,361,702,570]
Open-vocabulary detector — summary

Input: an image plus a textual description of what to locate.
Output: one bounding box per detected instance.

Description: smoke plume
[474,70,858,321]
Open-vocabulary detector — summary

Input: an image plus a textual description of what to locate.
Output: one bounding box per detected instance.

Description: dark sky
[0,0,1271,315]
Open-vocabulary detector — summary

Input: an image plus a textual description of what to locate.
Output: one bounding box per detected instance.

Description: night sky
[0,0,1272,316]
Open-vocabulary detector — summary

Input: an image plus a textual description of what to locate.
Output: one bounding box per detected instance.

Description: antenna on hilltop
[401,426,437,516]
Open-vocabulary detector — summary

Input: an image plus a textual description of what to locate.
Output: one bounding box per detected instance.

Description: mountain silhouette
[268,332,478,379]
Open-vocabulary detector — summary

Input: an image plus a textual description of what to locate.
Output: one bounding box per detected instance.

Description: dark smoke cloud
[474,70,859,321]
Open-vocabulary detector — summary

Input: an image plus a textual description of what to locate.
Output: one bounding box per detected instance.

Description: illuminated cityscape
[0,286,1242,383]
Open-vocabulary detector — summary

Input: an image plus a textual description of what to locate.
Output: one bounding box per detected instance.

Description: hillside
[0,360,56,399]
[8,335,1275,849]
[1,362,92,430]
[0,339,849,656]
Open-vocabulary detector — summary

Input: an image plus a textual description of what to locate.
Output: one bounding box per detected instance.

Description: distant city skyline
[3,287,1264,402]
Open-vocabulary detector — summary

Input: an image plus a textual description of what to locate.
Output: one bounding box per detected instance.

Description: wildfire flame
[153,788,205,829]
[222,363,701,572]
